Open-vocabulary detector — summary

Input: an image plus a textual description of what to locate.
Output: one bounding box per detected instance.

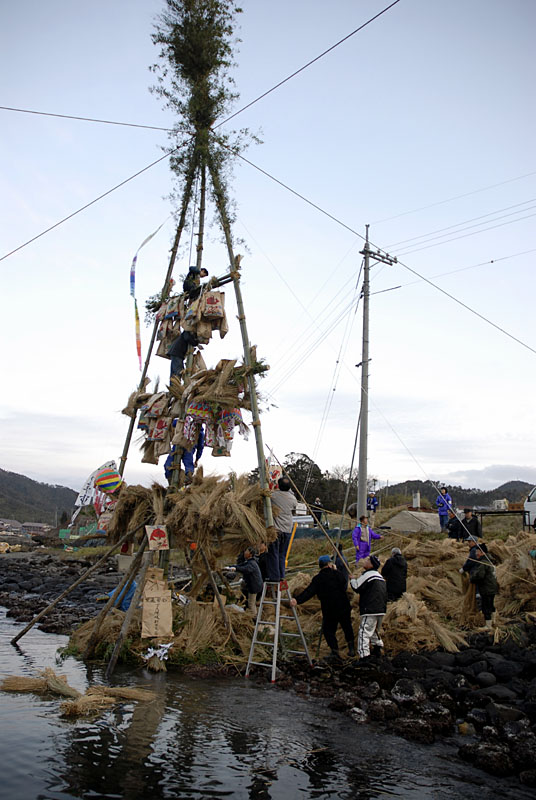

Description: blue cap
[318,555,331,567]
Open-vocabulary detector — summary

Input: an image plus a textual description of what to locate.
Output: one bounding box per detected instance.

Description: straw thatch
[382,592,468,654]
[1,668,80,698]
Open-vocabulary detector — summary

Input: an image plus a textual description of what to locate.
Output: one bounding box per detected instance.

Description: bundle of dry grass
[383,592,468,655]
[1,668,80,698]
[494,532,536,615]
[107,484,154,543]
[69,609,141,654]
[60,685,156,716]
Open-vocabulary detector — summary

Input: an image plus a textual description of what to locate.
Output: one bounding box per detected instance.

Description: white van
[524,487,536,528]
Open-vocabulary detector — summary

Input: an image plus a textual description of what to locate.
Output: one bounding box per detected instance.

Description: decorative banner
[142,567,173,638]
[129,218,168,369]
[74,460,117,509]
[145,525,170,551]
[134,299,142,370]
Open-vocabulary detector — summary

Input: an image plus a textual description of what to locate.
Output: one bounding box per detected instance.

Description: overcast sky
[1,0,535,495]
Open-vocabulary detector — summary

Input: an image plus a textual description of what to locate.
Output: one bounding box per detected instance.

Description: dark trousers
[322,608,354,652]
[481,593,495,620]
[266,531,291,582]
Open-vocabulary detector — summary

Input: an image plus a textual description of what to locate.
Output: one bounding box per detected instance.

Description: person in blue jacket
[436,487,452,531]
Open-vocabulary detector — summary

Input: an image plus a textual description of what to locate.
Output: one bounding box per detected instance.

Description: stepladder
[245,580,312,682]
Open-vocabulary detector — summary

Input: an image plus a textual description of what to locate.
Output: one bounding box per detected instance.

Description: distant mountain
[380,479,534,508]
[0,468,77,525]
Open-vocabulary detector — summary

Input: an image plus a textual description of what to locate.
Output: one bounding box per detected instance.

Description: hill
[0,468,77,525]
[380,479,534,508]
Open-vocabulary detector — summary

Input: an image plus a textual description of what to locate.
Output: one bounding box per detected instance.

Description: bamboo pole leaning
[105,550,154,679]
[10,526,140,646]
[83,538,148,659]
[198,543,242,651]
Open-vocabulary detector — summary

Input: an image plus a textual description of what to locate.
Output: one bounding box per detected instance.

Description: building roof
[21,521,50,529]
[0,518,22,527]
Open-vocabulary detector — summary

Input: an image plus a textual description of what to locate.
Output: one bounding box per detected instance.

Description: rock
[476,685,518,702]
[391,653,432,671]
[361,681,380,700]
[328,697,351,712]
[466,708,488,727]
[392,717,435,744]
[492,659,523,682]
[349,707,367,723]
[510,734,536,771]
[428,652,456,668]
[501,720,531,742]
[455,648,481,667]
[520,700,536,721]
[476,671,496,687]
[486,701,526,724]
[519,769,536,788]
[391,679,426,709]
[470,659,488,676]
[366,698,400,721]
[458,742,514,776]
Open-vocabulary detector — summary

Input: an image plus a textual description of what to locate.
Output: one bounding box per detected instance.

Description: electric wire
[371,168,536,225]
[0,104,172,131]
[386,197,536,249]
[215,0,403,128]
[0,147,180,264]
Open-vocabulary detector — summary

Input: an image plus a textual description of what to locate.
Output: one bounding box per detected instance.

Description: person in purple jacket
[436,487,452,532]
[352,515,382,564]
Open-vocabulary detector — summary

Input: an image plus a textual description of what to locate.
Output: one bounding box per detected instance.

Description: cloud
[438,464,536,491]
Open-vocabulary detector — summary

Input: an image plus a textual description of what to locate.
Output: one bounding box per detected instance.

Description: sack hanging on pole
[201,291,224,320]
[145,525,170,551]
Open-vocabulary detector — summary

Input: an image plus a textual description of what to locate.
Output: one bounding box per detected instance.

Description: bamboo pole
[198,543,242,650]
[118,158,198,477]
[83,538,148,659]
[206,151,274,529]
[10,526,137,645]
[105,550,154,679]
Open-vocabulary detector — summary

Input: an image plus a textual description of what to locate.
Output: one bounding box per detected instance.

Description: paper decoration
[129,219,168,369]
[145,525,170,551]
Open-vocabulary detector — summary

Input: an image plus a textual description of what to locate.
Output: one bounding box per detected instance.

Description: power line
[371,168,536,225]
[396,248,536,289]
[215,0,403,128]
[0,104,173,132]
[396,258,536,357]
[0,149,179,264]
[387,197,536,248]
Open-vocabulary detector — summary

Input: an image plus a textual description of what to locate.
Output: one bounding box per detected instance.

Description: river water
[0,608,532,800]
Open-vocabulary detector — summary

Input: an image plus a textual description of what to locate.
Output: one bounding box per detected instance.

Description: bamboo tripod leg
[10,527,136,646]
[198,544,241,651]
[105,550,154,679]
[83,538,148,659]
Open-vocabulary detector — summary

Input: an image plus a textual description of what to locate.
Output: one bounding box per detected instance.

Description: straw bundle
[1,668,80,698]
[383,592,467,654]
[60,686,156,717]
[107,485,154,543]
[69,609,141,654]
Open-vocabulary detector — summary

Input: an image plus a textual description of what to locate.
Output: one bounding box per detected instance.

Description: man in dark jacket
[460,537,480,576]
[460,508,481,541]
[290,555,355,658]
[470,544,498,628]
[381,547,407,601]
[446,510,464,541]
[230,547,263,615]
[350,554,387,658]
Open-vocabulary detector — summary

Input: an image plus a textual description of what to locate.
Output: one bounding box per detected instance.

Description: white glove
[350,578,358,590]
[459,567,464,574]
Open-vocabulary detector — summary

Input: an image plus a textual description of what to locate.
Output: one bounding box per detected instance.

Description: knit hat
[369,554,381,570]
[391,547,401,555]
[94,468,123,494]
[318,555,331,567]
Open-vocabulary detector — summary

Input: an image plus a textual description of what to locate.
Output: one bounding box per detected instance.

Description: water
[0,608,531,800]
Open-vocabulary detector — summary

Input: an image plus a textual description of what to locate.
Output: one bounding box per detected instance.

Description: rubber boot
[348,643,355,658]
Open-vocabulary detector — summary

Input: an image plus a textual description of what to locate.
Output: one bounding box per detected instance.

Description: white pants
[358,614,384,657]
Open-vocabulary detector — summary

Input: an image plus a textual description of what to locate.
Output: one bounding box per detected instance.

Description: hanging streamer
[129,219,168,368]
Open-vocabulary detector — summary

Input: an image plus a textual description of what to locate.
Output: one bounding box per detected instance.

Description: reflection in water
[0,609,533,800]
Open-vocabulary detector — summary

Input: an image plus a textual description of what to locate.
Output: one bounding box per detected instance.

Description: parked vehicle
[524,487,536,529]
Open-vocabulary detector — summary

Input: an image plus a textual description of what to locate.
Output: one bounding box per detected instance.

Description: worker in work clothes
[470,543,498,628]
[229,547,263,615]
[183,265,209,300]
[381,547,407,601]
[291,555,355,659]
[436,487,452,531]
[367,491,379,524]
[350,554,387,659]
[446,510,464,541]
[352,515,382,564]
[267,476,297,582]
[461,508,481,541]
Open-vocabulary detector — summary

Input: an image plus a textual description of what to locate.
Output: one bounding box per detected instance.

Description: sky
[1,0,535,495]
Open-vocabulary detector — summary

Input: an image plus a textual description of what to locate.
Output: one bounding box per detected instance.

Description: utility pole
[356,225,397,518]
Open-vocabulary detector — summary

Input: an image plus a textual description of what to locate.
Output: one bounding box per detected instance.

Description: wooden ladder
[245,580,312,683]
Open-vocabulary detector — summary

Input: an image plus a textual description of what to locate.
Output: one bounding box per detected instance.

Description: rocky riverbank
[0,551,123,633]
[273,624,536,787]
